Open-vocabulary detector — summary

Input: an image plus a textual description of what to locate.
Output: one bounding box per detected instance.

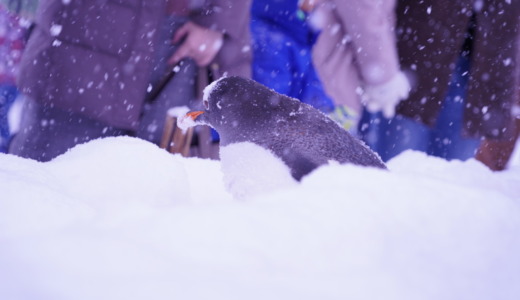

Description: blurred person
[250,0,335,116]
[359,0,520,162]
[0,1,30,153]
[9,0,251,161]
[306,0,410,132]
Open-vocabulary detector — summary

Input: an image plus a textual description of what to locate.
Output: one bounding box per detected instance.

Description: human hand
[298,0,321,12]
[361,71,410,119]
[168,21,224,67]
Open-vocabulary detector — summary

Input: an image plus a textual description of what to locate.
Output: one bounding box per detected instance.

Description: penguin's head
[179,76,302,144]
[180,76,231,129]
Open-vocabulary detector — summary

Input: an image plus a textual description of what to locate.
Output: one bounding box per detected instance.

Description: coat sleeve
[333,0,400,85]
[192,0,252,78]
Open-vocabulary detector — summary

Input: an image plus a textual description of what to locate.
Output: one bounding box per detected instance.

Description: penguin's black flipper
[280,151,321,181]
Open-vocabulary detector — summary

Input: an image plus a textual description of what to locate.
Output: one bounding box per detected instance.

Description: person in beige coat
[307,0,410,124]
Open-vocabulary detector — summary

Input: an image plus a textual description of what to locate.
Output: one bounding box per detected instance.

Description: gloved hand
[168,21,224,67]
[361,71,411,119]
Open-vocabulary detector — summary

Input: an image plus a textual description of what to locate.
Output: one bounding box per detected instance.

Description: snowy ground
[1,136,519,300]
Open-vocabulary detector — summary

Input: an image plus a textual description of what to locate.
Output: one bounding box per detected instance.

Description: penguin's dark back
[262,103,386,172]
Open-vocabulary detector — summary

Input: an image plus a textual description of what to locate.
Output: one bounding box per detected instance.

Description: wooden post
[159,108,194,157]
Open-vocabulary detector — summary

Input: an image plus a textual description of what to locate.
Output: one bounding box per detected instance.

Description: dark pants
[359,55,480,162]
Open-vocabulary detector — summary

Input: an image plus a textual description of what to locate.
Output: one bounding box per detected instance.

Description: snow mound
[0,153,94,237]
[1,139,519,300]
[220,141,297,199]
[48,136,191,209]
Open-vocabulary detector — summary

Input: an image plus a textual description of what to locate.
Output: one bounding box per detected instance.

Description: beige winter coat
[311,0,400,114]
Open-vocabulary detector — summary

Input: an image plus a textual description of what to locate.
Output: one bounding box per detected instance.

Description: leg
[430,54,480,160]
[380,115,432,161]
[136,58,197,145]
[136,15,197,145]
[358,110,431,162]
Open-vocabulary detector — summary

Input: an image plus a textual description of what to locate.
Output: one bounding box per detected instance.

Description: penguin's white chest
[219,142,297,200]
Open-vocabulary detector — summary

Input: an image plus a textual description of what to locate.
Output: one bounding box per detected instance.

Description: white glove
[361,71,411,119]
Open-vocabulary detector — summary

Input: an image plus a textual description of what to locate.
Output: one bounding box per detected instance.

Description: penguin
[180,76,386,181]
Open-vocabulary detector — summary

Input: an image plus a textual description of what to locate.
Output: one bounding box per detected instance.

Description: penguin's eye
[203,99,209,110]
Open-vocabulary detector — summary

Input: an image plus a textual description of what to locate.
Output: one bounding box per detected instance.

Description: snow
[1,136,520,300]
[49,24,62,36]
[202,75,224,102]
[220,141,297,199]
[167,106,191,132]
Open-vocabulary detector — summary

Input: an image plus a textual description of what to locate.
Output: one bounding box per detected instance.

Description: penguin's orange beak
[186,111,205,120]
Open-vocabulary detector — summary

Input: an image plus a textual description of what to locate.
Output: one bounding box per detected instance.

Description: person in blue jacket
[250,0,335,114]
